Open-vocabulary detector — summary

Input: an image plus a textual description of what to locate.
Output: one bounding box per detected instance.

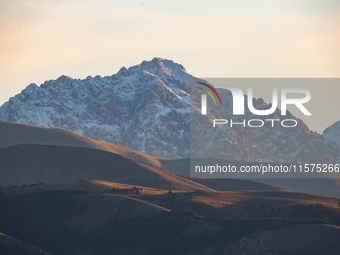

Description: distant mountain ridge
[0,57,339,163]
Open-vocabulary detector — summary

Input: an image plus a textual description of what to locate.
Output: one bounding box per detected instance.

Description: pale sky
[0,0,339,132]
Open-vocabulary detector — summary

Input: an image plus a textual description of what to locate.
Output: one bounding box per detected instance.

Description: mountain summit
[0,58,339,163]
[0,58,191,159]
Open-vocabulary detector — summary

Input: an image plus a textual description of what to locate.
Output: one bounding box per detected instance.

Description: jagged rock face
[324,121,340,149]
[0,57,339,163]
[0,58,191,159]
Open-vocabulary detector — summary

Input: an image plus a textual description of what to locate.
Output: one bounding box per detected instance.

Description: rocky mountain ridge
[0,57,339,163]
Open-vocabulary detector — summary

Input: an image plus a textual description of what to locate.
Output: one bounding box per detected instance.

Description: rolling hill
[2,180,340,255]
[0,143,208,191]
[2,120,340,198]
[0,120,167,169]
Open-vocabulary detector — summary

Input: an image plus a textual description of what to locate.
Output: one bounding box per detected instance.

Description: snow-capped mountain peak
[0,58,339,163]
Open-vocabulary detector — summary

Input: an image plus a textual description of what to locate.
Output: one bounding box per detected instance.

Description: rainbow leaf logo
[197,82,222,106]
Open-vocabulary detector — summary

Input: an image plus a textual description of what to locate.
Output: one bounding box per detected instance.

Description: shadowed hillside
[0,143,289,193]
[2,122,340,254]
[0,121,167,169]
[0,232,53,255]
[0,144,208,191]
[1,182,340,255]
[3,120,339,197]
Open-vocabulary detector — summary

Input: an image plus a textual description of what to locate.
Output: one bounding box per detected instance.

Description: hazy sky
[0,0,339,132]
